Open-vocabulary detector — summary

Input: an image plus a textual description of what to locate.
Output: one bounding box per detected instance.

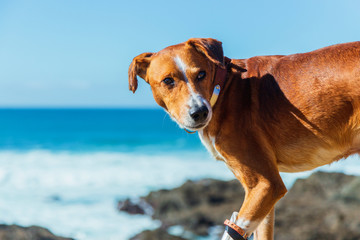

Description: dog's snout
[189,105,209,122]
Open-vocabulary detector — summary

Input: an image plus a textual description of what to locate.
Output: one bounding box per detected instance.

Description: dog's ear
[186,38,224,67]
[128,52,153,93]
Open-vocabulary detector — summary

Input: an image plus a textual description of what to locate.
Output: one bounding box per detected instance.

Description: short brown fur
[128,38,360,239]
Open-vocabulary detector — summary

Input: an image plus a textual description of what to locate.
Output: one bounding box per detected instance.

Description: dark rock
[143,178,244,236]
[338,177,360,203]
[129,228,186,240]
[0,224,73,240]
[275,172,360,240]
[118,198,146,215]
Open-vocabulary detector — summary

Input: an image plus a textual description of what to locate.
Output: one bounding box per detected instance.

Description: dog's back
[235,42,360,172]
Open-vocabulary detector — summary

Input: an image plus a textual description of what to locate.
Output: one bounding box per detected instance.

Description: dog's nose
[189,105,209,122]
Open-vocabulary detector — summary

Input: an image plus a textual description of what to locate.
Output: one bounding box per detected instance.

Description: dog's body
[129,39,360,240]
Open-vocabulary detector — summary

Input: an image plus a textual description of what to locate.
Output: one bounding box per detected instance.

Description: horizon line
[0,106,162,110]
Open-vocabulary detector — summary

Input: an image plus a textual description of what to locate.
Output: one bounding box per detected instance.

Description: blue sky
[1,0,360,108]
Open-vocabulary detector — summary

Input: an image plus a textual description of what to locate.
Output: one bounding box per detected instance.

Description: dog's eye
[197,71,206,80]
[162,77,175,86]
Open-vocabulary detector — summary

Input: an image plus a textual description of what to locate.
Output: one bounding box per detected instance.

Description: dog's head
[128,38,224,131]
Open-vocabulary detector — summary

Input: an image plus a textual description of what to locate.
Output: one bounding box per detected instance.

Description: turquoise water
[0,108,203,152]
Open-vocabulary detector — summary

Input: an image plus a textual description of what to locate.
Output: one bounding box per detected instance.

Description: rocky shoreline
[119,171,360,240]
[0,225,73,240]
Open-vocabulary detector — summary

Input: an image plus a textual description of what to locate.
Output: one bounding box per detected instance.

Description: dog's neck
[203,58,250,138]
[209,60,230,107]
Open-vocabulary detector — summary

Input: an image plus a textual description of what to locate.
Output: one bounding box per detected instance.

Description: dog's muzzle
[189,105,209,123]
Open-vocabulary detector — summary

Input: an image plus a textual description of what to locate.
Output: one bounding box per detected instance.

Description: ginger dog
[128,38,360,240]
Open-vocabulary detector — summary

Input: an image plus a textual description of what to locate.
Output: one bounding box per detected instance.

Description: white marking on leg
[221,212,239,240]
[221,212,259,239]
[236,218,258,233]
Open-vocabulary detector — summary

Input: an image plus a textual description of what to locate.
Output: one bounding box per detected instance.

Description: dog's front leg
[253,207,275,240]
[220,149,286,240]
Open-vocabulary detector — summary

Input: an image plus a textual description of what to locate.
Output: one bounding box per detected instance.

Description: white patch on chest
[198,131,226,161]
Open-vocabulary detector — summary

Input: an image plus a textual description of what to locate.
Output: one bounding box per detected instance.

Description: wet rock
[118,198,146,215]
[338,177,360,203]
[118,198,153,216]
[129,228,187,240]
[0,224,73,240]
[143,178,245,236]
[275,172,360,240]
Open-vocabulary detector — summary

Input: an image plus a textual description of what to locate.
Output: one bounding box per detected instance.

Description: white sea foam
[0,150,233,240]
[0,150,358,239]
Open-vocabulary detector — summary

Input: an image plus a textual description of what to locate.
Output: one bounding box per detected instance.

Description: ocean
[0,109,358,240]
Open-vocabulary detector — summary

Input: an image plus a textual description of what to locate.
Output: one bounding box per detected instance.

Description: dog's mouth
[167,112,212,132]
[166,104,213,132]
[183,122,208,131]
